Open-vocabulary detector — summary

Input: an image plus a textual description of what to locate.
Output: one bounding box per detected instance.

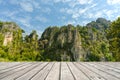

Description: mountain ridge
[0,17,119,61]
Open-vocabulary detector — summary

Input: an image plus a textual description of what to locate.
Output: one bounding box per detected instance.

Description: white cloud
[40,0,52,5]
[9,0,20,5]
[35,16,48,23]
[41,7,51,13]
[79,8,88,14]
[94,12,104,18]
[54,0,93,8]
[54,0,61,3]
[0,10,18,17]
[107,0,120,5]
[10,0,41,12]
[10,16,31,28]
[85,13,93,18]
[61,16,66,20]
[103,10,113,18]
[37,31,43,37]
[71,3,97,19]
[55,0,93,5]
[72,13,80,19]
[54,0,71,3]
[18,17,31,27]
[66,9,74,14]
[20,1,43,13]
[60,2,97,18]
[66,20,76,25]
[60,8,74,14]
[85,11,104,19]
[78,3,97,14]
[104,9,119,19]
[85,7,119,20]
[68,1,78,8]
[78,0,93,5]
[91,3,97,8]
[20,2,34,12]
[81,20,90,25]
[60,8,65,13]
[32,1,41,9]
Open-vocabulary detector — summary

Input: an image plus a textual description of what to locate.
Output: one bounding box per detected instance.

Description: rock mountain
[39,18,111,61]
[0,22,21,46]
[0,18,112,61]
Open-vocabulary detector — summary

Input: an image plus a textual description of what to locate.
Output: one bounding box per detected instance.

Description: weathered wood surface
[0,62,120,80]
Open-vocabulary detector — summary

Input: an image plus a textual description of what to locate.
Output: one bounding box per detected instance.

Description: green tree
[107,17,120,61]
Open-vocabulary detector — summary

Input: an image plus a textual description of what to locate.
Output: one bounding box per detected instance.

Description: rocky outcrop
[71,28,83,61]
[86,18,111,30]
[0,22,21,46]
[3,32,13,46]
[39,24,84,61]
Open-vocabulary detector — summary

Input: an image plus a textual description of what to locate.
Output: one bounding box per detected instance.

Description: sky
[0,0,120,35]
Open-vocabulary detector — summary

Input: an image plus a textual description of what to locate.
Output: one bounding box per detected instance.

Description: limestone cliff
[71,28,83,61]
[0,22,21,46]
[3,32,13,46]
[39,24,85,61]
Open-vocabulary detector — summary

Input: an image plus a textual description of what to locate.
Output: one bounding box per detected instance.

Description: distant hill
[39,18,112,61]
[0,17,119,61]
[39,25,84,61]
[0,21,22,46]
[86,18,111,30]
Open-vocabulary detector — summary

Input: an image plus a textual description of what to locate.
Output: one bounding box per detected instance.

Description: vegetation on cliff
[0,17,120,61]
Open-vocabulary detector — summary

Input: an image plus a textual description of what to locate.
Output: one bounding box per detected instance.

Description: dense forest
[0,17,120,61]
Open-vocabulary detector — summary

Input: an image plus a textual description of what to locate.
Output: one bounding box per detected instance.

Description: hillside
[0,22,22,46]
[86,18,111,29]
[39,25,83,61]
[0,17,120,61]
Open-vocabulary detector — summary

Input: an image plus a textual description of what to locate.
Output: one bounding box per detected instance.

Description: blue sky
[0,0,120,35]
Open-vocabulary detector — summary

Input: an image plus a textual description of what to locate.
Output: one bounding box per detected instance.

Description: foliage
[107,17,120,61]
[0,17,119,61]
[0,21,42,61]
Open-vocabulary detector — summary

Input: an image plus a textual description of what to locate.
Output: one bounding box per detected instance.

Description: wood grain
[0,62,119,80]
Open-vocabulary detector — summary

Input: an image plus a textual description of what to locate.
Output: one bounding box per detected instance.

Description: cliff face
[39,24,84,61]
[0,18,114,61]
[86,18,111,30]
[0,22,21,46]
[71,29,83,61]
[39,18,111,61]
[3,32,13,46]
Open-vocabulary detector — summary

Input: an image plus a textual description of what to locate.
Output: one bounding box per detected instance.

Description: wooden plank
[45,62,60,80]
[98,62,120,74]
[1,62,43,80]
[67,62,89,80]
[90,62,120,79]
[82,62,119,80]
[31,62,54,80]
[74,62,106,80]
[0,62,120,80]
[61,62,74,80]
[0,62,29,74]
[15,62,48,80]
[0,62,34,79]
[99,62,120,70]
[0,62,21,70]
